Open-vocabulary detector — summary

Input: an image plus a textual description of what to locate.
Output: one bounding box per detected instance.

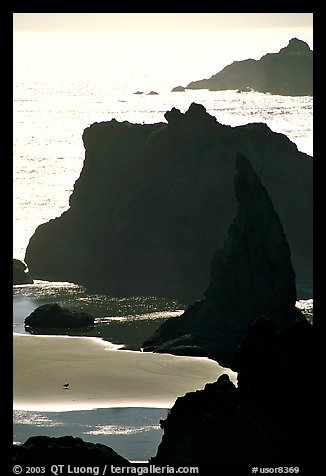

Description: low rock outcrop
[13,258,33,285]
[25,103,312,303]
[13,435,129,464]
[142,153,302,365]
[24,303,94,328]
[152,317,313,466]
[171,85,186,92]
[186,38,313,96]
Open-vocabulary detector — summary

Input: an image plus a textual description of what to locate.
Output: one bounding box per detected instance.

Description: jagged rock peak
[280,37,312,55]
[164,102,217,125]
[187,102,209,116]
[164,107,182,123]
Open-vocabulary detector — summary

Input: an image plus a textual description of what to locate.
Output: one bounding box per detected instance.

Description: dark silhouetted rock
[24,303,94,328]
[147,90,158,95]
[142,153,302,365]
[186,38,313,96]
[13,258,33,285]
[153,374,273,464]
[151,317,313,465]
[13,435,130,464]
[231,316,313,412]
[25,104,312,303]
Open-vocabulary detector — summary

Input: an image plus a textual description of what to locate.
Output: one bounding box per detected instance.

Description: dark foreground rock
[24,303,94,328]
[142,153,302,365]
[25,103,312,303]
[152,318,313,465]
[186,38,313,96]
[13,258,33,285]
[13,435,129,464]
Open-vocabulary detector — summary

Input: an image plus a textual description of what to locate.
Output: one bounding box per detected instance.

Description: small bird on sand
[63,383,69,389]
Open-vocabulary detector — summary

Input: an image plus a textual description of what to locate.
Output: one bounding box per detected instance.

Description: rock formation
[151,317,313,466]
[171,85,186,92]
[24,303,94,328]
[13,435,129,464]
[25,103,312,303]
[13,258,33,285]
[142,153,303,365]
[185,38,313,96]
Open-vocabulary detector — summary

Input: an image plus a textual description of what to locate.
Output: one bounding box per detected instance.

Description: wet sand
[13,333,237,411]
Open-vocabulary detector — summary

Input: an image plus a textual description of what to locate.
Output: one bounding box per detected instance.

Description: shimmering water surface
[13,280,184,348]
[13,407,168,462]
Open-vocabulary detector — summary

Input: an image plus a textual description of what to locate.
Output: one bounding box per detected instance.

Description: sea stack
[142,153,302,365]
[24,104,312,303]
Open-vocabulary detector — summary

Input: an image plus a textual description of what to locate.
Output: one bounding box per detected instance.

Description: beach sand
[13,333,237,411]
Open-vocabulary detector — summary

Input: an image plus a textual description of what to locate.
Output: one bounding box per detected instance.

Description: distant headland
[172,38,313,96]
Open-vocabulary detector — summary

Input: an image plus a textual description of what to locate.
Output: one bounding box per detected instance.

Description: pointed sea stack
[142,153,302,365]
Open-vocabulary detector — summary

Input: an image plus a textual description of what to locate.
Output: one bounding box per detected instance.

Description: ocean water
[13,407,169,462]
[13,280,184,348]
[13,26,313,460]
